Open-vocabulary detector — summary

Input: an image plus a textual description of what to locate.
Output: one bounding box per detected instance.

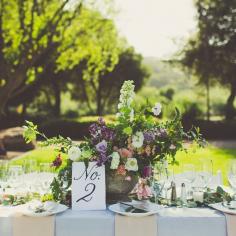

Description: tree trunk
[52,80,61,117]
[0,82,15,116]
[206,80,210,121]
[225,84,236,120]
[96,81,103,116]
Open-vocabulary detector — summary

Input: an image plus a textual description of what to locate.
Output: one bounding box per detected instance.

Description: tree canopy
[181,0,236,119]
[0,0,120,116]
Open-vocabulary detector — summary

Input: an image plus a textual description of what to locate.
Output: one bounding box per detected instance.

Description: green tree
[181,0,236,120]
[0,0,119,116]
[70,47,149,115]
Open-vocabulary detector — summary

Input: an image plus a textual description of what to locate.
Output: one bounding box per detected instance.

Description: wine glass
[38,163,54,195]
[23,159,37,173]
[156,161,170,201]
[150,164,161,203]
[198,159,213,190]
[182,164,196,199]
[0,160,9,192]
[8,165,24,193]
[227,159,236,200]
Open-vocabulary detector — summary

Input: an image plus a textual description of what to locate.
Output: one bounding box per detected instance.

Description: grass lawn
[11,145,236,184]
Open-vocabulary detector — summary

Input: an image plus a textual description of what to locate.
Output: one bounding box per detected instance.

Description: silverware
[222,201,236,210]
[119,202,149,213]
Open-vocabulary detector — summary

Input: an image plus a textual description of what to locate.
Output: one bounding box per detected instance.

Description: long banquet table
[0,207,227,236]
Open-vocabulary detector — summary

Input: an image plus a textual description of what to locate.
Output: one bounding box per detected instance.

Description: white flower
[125,158,138,171]
[152,103,162,116]
[132,131,144,148]
[110,152,120,169]
[68,146,81,161]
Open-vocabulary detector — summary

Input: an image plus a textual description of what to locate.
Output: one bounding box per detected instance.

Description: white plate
[108,201,163,217]
[209,202,236,215]
[20,203,68,217]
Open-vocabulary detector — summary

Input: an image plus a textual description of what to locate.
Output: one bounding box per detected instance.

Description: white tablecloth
[0,207,227,236]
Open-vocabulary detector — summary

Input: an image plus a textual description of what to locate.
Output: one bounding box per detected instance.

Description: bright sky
[114,0,197,59]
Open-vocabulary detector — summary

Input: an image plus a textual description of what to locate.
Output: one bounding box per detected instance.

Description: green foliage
[203,186,232,204]
[22,80,204,203]
[180,0,236,119]
[68,47,149,115]
[23,120,39,143]
[0,0,122,116]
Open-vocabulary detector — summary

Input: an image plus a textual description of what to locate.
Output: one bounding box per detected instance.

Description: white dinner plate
[209,202,236,215]
[20,203,68,217]
[108,201,163,217]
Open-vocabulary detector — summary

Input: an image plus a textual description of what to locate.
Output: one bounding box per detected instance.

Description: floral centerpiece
[23,80,204,205]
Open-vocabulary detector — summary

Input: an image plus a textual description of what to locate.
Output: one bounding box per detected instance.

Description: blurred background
[0,0,235,180]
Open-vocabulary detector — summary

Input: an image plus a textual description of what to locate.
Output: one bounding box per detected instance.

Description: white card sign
[72,162,106,210]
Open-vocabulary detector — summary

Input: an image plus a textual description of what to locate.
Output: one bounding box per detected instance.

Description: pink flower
[118,148,133,158]
[170,144,176,150]
[116,165,127,176]
[125,176,132,181]
[132,178,152,200]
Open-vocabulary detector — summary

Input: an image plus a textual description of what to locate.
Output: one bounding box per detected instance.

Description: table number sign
[72,162,106,210]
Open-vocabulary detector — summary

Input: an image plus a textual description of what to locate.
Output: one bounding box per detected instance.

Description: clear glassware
[198,159,213,189]
[8,165,24,192]
[23,159,37,173]
[39,163,51,173]
[182,164,196,199]
[156,161,170,201]
[227,159,236,200]
[38,163,53,195]
[0,160,9,192]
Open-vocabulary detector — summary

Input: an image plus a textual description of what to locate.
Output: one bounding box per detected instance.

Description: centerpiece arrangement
[23,80,204,206]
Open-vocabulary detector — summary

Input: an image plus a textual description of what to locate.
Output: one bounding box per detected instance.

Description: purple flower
[98,117,105,125]
[142,166,152,178]
[101,125,115,141]
[89,118,115,142]
[96,140,107,153]
[97,152,108,166]
[156,128,167,138]
[143,131,155,143]
[89,123,100,139]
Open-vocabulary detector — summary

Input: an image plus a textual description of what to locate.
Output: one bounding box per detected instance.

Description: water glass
[198,159,213,189]
[23,159,37,173]
[227,159,236,199]
[182,164,196,198]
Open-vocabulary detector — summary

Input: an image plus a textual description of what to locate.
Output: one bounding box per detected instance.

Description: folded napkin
[225,214,236,236]
[115,214,157,236]
[12,212,54,236]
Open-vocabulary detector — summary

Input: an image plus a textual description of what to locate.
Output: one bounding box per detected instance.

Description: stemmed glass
[23,159,37,173]
[8,165,24,193]
[152,162,169,202]
[199,159,213,190]
[227,159,236,200]
[39,163,54,195]
[182,164,196,198]
[0,160,9,192]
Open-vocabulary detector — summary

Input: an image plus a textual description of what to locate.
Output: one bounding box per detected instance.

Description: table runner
[0,206,54,236]
[224,214,236,236]
[12,213,54,236]
[115,214,157,236]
